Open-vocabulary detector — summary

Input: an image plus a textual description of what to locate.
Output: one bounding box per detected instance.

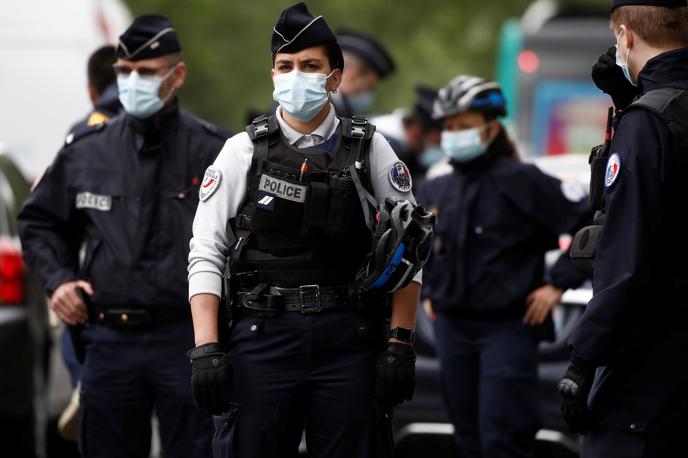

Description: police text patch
[199,166,222,201]
[258,175,307,203]
[605,153,621,188]
[389,161,412,193]
[75,192,111,211]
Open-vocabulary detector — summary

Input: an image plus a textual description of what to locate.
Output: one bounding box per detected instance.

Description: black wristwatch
[389,326,416,344]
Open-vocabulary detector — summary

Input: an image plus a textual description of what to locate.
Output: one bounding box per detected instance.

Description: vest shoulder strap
[627,88,688,154]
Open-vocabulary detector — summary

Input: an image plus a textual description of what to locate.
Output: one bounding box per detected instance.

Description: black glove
[558,358,596,434]
[187,342,232,415]
[591,46,640,110]
[375,342,416,406]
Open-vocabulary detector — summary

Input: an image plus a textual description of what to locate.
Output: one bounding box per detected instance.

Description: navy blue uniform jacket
[418,152,589,317]
[18,105,230,311]
[571,48,688,366]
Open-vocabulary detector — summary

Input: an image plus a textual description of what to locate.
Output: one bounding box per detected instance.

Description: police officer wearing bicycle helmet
[417,75,590,457]
[187,3,432,457]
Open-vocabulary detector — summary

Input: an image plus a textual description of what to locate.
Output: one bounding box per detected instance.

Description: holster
[570,211,605,276]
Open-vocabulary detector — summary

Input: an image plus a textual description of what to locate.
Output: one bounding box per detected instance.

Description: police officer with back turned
[187,3,434,457]
[559,1,688,456]
[18,15,230,457]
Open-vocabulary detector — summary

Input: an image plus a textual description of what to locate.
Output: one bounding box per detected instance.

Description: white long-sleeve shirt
[188,104,420,300]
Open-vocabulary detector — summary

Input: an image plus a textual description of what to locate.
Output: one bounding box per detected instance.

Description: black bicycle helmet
[432,75,507,120]
[355,198,435,293]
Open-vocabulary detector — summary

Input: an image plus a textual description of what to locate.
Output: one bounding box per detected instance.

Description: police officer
[558,2,688,456]
[68,44,122,136]
[418,76,590,458]
[18,15,230,457]
[187,3,429,457]
[331,29,395,117]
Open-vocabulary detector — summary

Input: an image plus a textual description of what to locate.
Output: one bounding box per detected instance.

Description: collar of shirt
[276,103,340,149]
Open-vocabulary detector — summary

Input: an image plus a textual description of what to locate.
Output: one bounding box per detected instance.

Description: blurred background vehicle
[0,148,50,458]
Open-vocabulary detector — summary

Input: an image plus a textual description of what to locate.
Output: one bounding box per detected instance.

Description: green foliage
[125,0,607,131]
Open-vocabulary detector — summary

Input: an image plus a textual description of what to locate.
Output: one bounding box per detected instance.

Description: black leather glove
[558,358,596,434]
[375,342,416,406]
[187,342,232,415]
[591,46,640,110]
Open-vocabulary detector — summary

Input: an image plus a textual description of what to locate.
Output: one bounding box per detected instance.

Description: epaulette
[202,121,233,140]
[65,122,107,146]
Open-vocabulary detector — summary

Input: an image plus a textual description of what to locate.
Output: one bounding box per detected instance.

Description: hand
[591,46,640,109]
[423,299,436,321]
[375,342,416,406]
[558,358,596,434]
[523,285,563,325]
[49,280,93,325]
[187,342,232,415]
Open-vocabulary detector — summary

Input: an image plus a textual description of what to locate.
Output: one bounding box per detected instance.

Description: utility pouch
[570,224,604,276]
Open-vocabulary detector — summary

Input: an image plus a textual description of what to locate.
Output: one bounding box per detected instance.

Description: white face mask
[615,30,637,87]
[272,69,334,122]
[117,67,176,119]
[441,124,493,163]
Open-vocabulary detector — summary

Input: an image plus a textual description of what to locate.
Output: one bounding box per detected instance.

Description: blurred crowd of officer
[13,0,688,457]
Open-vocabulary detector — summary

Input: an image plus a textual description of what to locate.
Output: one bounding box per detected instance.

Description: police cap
[409,85,442,130]
[117,14,181,61]
[337,30,395,78]
[271,3,343,69]
[612,0,687,10]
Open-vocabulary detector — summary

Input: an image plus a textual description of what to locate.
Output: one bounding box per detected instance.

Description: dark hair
[612,6,688,48]
[488,122,520,161]
[87,45,117,96]
[271,41,344,71]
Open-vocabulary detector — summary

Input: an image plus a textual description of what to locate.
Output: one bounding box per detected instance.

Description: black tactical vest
[229,115,376,288]
[570,88,688,275]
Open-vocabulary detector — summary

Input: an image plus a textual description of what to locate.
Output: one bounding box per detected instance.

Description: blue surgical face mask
[615,33,637,87]
[441,125,491,163]
[419,146,445,168]
[273,69,334,122]
[347,90,376,113]
[117,67,175,119]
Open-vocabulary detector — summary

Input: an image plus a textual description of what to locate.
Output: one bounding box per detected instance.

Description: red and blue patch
[389,161,412,193]
[605,153,621,188]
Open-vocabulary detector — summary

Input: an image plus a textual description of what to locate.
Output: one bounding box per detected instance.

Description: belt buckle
[299,285,321,313]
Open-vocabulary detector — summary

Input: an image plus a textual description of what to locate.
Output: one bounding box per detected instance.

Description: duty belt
[88,305,191,328]
[235,284,358,315]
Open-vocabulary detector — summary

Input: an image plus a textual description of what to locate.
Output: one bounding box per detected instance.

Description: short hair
[611,5,688,48]
[87,45,117,96]
[272,42,344,72]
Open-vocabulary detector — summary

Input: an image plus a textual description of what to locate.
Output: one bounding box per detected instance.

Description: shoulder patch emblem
[199,166,222,201]
[560,181,587,203]
[389,161,412,193]
[605,153,621,188]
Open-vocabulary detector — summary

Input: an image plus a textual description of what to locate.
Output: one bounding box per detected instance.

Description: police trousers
[78,320,213,458]
[212,310,393,458]
[582,327,688,458]
[434,314,541,458]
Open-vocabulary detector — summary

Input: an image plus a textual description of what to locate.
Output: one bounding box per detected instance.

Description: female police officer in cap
[186,3,428,457]
[417,75,589,458]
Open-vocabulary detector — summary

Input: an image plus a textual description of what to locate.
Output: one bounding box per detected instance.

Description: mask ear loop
[159,64,179,104]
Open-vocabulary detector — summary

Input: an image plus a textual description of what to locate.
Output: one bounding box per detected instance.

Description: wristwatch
[389,326,416,344]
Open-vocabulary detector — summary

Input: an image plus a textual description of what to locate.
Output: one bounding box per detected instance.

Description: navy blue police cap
[117,14,181,61]
[271,3,343,69]
[612,0,687,10]
[411,85,442,130]
[337,30,395,78]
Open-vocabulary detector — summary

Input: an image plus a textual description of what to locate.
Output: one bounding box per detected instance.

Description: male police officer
[331,30,395,117]
[18,15,230,457]
[187,3,426,457]
[68,44,122,136]
[559,1,688,456]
